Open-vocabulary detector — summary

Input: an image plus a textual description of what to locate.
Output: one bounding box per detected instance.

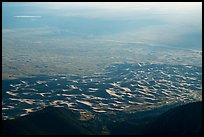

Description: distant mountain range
[2,101,202,135]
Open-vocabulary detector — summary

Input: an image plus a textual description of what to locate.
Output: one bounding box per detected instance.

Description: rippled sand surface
[2,63,202,120]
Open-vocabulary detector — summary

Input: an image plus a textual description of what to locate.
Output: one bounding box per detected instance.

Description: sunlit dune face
[51,100,74,108]
[105,89,121,98]
[76,100,92,107]
[9,98,35,105]
[24,108,34,113]
[93,109,106,113]
[2,62,202,120]
[2,106,15,110]
[6,91,18,96]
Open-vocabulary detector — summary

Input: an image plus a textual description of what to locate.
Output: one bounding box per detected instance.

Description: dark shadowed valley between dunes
[2,101,202,135]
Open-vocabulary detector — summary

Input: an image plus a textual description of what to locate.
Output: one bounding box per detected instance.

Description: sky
[2,2,202,50]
